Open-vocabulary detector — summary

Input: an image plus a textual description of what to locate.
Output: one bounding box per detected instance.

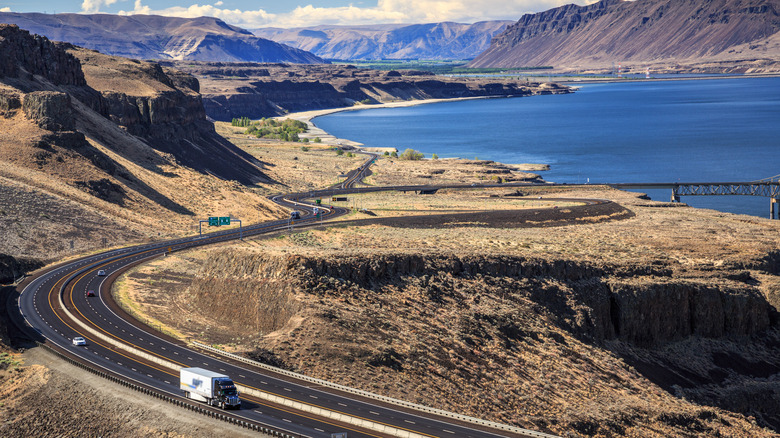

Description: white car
[97,270,106,276]
[72,337,87,346]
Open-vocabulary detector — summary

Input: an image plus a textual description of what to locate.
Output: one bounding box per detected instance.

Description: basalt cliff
[165,62,571,121]
[0,24,280,264]
[470,0,780,72]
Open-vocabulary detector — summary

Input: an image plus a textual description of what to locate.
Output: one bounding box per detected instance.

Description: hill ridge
[469,0,780,70]
[0,12,324,63]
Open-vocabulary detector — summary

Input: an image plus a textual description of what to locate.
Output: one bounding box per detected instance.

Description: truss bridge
[608,175,780,219]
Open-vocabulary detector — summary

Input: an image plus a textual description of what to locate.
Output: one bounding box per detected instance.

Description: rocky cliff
[166,62,571,121]
[137,244,780,435]
[469,0,780,70]
[253,21,513,61]
[193,250,774,347]
[0,24,282,262]
[0,13,324,64]
[0,23,84,86]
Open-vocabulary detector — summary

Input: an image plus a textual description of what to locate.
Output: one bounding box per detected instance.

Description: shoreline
[278,73,780,148]
[280,96,494,148]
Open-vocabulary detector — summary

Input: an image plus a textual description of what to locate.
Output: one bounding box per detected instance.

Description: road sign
[219,216,231,225]
[208,216,219,226]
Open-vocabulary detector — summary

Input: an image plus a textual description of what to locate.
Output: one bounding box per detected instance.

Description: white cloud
[81,0,119,14]
[118,0,598,28]
[0,7,11,12]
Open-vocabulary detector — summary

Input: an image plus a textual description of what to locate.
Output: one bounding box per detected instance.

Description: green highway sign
[208,216,219,226]
[219,216,231,225]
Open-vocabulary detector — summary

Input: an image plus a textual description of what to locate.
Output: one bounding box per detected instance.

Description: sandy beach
[279,96,493,149]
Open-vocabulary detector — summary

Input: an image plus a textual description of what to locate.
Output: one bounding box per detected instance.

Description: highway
[15,152,560,438]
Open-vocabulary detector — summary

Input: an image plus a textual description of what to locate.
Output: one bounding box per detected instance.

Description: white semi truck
[180,367,241,409]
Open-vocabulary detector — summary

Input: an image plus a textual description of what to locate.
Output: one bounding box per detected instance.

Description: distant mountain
[469,0,780,69]
[0,12,324,63]
[253,21,512,60]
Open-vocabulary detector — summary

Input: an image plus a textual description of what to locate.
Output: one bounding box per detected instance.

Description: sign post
[200,216,242,238]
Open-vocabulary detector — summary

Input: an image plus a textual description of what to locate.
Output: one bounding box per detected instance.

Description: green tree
[390,151,398,158]
[399,148,424,161]
[336,148,344,156]
[431,153,439,160]
[313,137,322,143]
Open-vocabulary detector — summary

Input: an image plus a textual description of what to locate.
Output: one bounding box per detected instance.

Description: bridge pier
[671,190,680,203]
[772,198,778,220]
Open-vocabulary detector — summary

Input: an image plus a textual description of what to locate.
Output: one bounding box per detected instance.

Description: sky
[0,0,599,28]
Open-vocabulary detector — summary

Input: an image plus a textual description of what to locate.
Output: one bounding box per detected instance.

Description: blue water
[314,77,780,218]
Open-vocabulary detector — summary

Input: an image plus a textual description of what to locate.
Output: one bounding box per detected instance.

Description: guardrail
[37,342,301,438]
[55,275,430,438]
[193,342,560,438]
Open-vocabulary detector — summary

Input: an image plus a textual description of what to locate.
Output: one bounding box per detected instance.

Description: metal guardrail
[193,342,560,438]
[38,342,295,437]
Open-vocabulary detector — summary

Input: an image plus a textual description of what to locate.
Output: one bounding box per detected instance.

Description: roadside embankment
[117,183,780,437]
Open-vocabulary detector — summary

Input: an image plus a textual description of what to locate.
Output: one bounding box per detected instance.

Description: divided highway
[15,152,558,438]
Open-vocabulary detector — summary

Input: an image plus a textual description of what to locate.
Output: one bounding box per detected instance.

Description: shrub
[246,118,308,141]
[399,148,424,161]
[336,148,344,156]
[383,151,390,156]
[431,153,439,160]
[301,146,310,152]
[313,137,322,143]
[390,151,398,158]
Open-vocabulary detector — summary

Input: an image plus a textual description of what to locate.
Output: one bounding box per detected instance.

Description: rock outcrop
[167,62,571,121]
[192,250,774,347]
[0,24,85,85]
[22,91,73,131]
[469,0,780,69]
[0,254,41,284]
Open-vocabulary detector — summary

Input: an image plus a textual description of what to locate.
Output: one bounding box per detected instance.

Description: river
[314,77,780,218]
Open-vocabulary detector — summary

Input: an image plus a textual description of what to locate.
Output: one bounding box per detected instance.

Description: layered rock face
[168,62,571,121]
[176,247,780,433]
[469,0,780,69]
[194,250,774,347]
[22,91,73,131]
[0,24,85,85]
[0,25,269,185]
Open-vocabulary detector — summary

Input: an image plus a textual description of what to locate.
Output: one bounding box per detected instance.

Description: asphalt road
[16,152,560,438]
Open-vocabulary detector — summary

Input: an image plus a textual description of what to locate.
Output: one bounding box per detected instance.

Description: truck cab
[180,367,241,409]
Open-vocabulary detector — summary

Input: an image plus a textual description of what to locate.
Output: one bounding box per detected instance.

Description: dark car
[290,211,301,220]
[87,290,96,297]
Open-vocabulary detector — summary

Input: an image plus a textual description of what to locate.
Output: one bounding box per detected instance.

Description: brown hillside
[0,25,283,262]
[123,184,780,437]
[470,0,780,71]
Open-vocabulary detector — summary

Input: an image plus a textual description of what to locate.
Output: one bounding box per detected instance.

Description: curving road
[15,151,572,438]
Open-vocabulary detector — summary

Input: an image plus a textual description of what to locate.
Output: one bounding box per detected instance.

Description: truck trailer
[180,367,241,409]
